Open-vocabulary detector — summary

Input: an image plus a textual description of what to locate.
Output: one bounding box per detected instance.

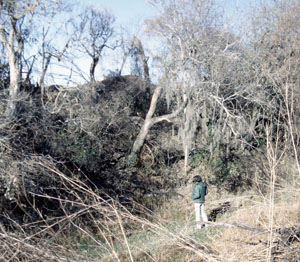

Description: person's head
[192,175,202,183]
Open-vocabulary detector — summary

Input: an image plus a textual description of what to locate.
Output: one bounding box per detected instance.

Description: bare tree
[146,0,227,173]
[0,0,40,117]
[248,0,300,177]
[37,9,74,98]
[145,0,285,182]
[38,9,71,87]
[115,34,150,82]
[74,7,116,82]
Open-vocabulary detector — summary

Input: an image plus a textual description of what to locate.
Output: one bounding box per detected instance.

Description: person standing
[191,175,208,229]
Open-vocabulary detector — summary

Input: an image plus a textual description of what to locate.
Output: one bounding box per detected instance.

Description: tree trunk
[5,40,20,118]
[128,85,162,166]
[128,85,188,166]
[0,0,40,118]
[90,56,99,82]
[132,37,150,84]
[128,37,189,166]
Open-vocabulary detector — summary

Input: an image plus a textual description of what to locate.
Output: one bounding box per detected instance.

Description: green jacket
[191,182,208,203]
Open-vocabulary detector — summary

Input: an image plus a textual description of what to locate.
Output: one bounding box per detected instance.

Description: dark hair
[192,175,202,183]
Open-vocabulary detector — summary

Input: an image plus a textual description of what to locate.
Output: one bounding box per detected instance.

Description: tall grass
[1,153,300,261]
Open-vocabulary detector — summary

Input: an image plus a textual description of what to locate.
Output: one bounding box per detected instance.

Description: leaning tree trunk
[128,37,188,166]
[128,85,188,166]
[128,85,162,166]
[128,37,157,166]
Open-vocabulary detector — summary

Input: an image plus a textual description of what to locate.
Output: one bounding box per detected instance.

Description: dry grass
[142,177,300,262]
[1,151,300,261]
[0,156,219,262]
[94,179,300,262]
[210,187,300,262]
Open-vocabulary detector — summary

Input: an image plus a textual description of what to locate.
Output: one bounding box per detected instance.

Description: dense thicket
[0,0,300,239]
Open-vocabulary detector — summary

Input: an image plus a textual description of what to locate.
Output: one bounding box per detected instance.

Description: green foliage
[57,130,99,168]
[208,157,231,185]
[189,146,250,192]
[208,155,250,192]
[189,150,210,168]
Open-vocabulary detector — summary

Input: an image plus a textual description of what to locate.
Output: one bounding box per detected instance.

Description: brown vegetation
[1,0,300,261]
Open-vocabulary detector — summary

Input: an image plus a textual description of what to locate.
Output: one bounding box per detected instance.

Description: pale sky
[48,0,252,85]
[66,0,160,83]
[83,0,157,30]
[77,0,250,77]
[81,0,251,26]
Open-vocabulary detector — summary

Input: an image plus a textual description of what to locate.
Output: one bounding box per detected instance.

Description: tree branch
[128,85,188,166]
[151,96,188,125]
[13,0,41,20]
